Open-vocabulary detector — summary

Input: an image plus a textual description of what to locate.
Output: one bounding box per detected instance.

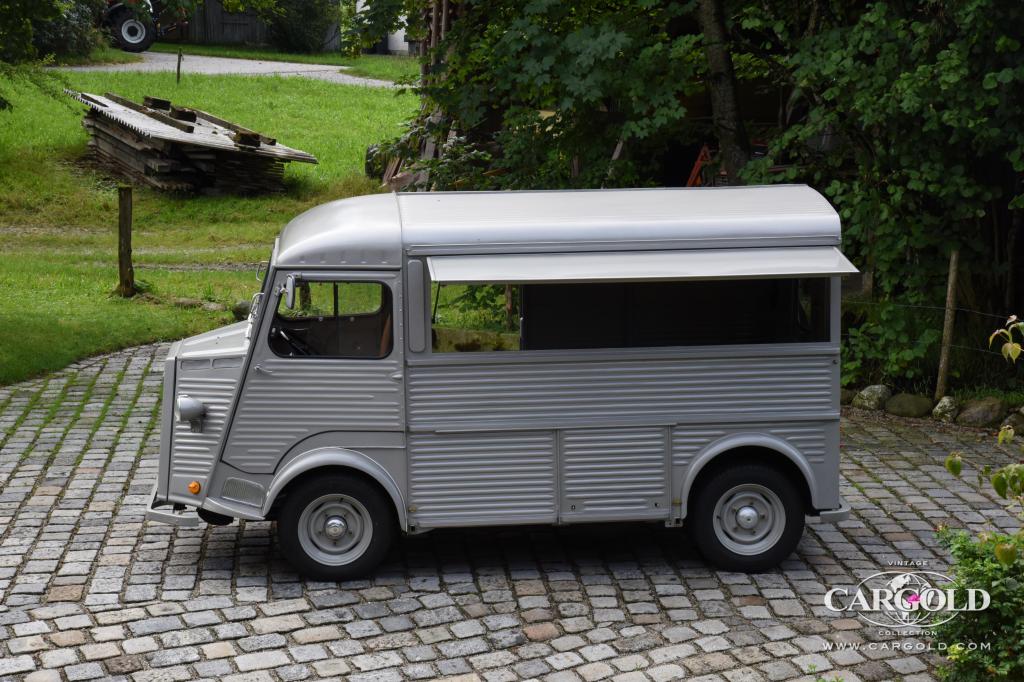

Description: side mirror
[283,274,297,309]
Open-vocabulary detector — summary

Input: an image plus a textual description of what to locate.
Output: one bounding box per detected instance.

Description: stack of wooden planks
[69,91,317,194]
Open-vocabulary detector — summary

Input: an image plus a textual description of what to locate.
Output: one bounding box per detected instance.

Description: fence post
[117,186,136,298]
[934,249,960,401]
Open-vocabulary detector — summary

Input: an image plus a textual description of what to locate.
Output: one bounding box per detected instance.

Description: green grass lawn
[0,71,415,385]
[54,45,144,66]
[150,42,420,83]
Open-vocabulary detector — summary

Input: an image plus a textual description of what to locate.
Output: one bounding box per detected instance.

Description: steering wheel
[274,327,311,356]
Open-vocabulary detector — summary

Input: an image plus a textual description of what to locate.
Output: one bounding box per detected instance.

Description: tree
[303,0,1024,389]
[695,0,748,183]
[742,0,1024,384]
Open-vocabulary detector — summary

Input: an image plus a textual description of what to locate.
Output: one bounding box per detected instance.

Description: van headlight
[175,395,206,433]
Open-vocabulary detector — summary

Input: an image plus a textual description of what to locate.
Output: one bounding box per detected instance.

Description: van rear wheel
[278,474,394,580]
[690,464,804,572]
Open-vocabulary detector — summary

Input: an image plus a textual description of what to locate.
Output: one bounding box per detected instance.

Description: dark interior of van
[269,282,393,358]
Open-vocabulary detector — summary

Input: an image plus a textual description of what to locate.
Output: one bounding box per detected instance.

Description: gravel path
[0,343,1018,681]
[62,51,397,88]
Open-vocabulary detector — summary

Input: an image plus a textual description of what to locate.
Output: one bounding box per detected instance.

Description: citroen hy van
[147,185,856,578]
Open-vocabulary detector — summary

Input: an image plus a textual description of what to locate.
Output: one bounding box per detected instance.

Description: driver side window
[269,279,393,359]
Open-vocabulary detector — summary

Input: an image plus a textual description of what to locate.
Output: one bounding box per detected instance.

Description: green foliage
[345,0,412,52]
[0,0,63,109]
[388,0,709,190]
[436,284,517,332]
[990,315,1024,362]
[31,0,105,60]
[264,0,338,53]
[0,0,61,63]
[840,303,941,385]
[933,527,1024,681]
[743,0,1024,385]
[941,321,1024,677]
[362,0,1024,388]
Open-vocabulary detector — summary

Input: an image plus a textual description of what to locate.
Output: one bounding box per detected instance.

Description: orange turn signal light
[188,481,201,495]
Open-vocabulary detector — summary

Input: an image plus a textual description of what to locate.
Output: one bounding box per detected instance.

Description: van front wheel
[278,474,394,580]
[690,464,804,572]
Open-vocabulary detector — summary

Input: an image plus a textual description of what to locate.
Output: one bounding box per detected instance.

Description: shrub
[266,0,337,53]
[938,316,1024,679]
[933,528,1024,680]
[31,0,105,60]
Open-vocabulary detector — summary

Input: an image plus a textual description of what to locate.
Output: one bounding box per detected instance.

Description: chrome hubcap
[297,494,373,566]
[735,505,759,529]
[712,484,786,556]
[324,516,347,539]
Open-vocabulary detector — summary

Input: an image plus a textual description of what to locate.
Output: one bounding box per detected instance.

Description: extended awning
[427,247,858,284]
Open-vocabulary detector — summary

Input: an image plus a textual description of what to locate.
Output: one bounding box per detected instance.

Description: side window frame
[424,276,833,356]
[267,275,395,360]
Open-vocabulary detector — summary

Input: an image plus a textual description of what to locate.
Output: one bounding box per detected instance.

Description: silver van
[148,185,856,578]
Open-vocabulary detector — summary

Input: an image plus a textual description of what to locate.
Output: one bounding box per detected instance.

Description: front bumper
[807,497,851,524]
[145,480,199,527]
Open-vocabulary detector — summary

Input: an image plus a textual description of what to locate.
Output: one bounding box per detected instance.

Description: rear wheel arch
[680,435,815,520]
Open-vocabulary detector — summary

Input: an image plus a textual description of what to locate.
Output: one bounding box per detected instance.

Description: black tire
[277,473,395,581]
[689,464,805,572]
[110,9,156,52]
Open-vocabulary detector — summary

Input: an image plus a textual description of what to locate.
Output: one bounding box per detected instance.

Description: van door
[221,271,405,477]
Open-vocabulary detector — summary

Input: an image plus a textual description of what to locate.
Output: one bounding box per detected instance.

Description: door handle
[254,364,274,375]
[389,372,403,381]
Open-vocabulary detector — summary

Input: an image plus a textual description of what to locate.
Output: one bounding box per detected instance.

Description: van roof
[273,185,841,268]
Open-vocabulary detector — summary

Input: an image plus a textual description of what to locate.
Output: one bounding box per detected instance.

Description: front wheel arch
[263,448,407,529]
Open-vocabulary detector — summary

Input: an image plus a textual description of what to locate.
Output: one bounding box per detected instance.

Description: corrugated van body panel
[169,363,242,497]
[408,431,556,526]
[669,420,837,512]
[223,356,403,473]
[407,353,834,429]
[561,426,669,519]
[406,350,838,525]
[670,422,829,468]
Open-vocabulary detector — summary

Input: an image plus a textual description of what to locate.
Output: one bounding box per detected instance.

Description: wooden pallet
[69,90,317,195]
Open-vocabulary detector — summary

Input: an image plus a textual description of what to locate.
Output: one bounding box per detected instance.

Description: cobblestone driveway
[1,344,1019,682]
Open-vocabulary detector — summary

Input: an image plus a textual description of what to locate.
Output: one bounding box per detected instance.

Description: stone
[956,396,1008,427]
[839,388,857,405]
[852,384,891,410]
[105,655,144,675]
[0,340,1003,682]
[202,301,227,312]
[26,672,61,682]
[884,393,934,418]
[523,623,559,641]
[171,297,203,308]
[1002,411,1024,432]
[233,300,253,321]
[933,395,958,422]
[0,656,35,675]
[47,585,84,602]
